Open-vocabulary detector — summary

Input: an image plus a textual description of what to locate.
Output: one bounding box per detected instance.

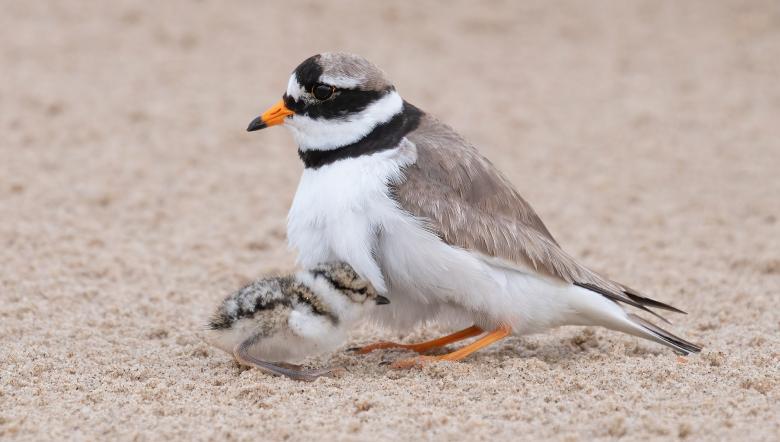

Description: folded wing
[393,112,685,321]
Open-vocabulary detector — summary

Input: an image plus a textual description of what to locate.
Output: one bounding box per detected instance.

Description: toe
[355,342,399,354]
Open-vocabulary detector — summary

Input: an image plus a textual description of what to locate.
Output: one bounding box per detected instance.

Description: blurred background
[1,1,778,440]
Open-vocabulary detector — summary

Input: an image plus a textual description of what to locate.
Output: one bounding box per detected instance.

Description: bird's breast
[286,143,417,293]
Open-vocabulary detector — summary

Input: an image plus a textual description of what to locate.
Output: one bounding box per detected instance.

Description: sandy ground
[2,0,779,440]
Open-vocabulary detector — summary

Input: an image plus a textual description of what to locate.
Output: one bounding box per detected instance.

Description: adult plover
[247,53,701,368]
[207,262,389,381]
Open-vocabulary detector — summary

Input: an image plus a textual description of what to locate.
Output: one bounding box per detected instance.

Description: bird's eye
[312,84,334,100]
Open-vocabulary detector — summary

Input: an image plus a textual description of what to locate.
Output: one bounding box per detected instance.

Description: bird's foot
[350,341,426,354]
[384,324,512,370]
[349,325,484,354]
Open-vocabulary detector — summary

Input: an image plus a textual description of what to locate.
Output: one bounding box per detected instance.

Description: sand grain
[1,1,779,441]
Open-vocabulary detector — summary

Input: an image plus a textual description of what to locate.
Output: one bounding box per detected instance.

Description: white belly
[287,143,596,334]
[374,217,592,332]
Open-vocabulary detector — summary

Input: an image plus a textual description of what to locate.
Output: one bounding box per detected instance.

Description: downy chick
[206,262,389,381]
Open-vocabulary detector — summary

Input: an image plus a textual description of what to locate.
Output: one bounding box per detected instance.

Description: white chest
[284,142,578,332]
[286,142,417,293]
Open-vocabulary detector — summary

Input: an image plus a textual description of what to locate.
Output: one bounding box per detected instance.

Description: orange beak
[247,99,294,131]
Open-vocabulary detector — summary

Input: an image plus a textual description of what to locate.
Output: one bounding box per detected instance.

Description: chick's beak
[247,99,294,131]
[375,295,391,305]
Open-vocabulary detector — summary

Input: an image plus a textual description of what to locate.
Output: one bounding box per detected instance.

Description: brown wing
[393,113,684,318]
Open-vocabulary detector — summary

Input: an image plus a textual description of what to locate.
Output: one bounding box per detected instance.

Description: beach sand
[1,0,778,440]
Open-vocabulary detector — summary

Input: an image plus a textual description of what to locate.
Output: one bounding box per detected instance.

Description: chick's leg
[353,325,483,354]
[390,324,511,369]
[233,339,341,382]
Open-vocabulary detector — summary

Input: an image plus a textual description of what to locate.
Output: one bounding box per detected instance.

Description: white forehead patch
[319,74,361,89]
[286,74,306,100]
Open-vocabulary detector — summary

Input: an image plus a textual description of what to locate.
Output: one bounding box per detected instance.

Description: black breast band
[298,102,422,169]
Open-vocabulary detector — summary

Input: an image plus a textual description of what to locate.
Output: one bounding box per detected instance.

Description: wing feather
[393,113,681,317]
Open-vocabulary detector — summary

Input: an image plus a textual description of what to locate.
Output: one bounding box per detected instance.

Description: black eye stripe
[311,269,371,299]
[283,94,302,112]
[311,269,351,292]
[284,87,392,120]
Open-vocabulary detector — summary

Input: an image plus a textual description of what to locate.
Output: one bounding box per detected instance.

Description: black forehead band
[294,55,324,89]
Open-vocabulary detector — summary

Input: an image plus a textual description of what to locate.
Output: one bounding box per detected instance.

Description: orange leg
[390,324,511,369]
[353,325,483,354]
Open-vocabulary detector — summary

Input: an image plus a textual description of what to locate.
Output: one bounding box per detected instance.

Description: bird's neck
[297,101,422,169]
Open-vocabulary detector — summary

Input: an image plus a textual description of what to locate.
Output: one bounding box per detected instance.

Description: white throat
[285,90,404,152]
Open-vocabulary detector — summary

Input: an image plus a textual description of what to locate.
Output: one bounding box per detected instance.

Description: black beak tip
[375,295,391,305]
[247,117,266,132]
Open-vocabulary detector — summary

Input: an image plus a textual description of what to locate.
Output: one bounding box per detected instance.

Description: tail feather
[627,313,702,355]
[574,282,673,324]
[622,286,687,314]
[567,284,701,355]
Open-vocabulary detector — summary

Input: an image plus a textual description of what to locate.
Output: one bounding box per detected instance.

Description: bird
[206,261,390,381]
[246,52,701,368]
